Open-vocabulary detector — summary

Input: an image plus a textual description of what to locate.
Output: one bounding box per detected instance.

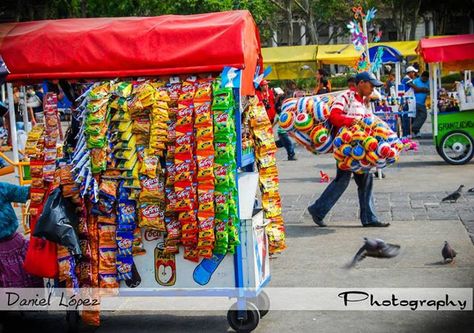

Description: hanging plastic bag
[33,188,82,256]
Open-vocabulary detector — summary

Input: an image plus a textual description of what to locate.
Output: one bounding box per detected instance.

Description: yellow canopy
[374,41,418,57]
[262,45,317,80]
[262,41,420,80]
[316,44,362,65]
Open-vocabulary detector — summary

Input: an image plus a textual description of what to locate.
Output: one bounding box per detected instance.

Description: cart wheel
[66,310,80,333]
[439,131,474,165]
[251,291,270,317]
[227,301,260,333]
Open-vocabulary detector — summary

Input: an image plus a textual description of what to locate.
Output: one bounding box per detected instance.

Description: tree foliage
[0,0,471,46]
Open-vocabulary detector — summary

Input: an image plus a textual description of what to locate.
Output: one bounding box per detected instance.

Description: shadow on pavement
[285,225,335,238]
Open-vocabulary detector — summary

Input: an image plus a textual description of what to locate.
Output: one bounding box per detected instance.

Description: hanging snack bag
[132,227,146,256]
[178,79,196,101]
[194,101,212,127]
[116,230,134,257]
[176,101,194,126]
[139,203,166,231]
[212,88,233,110]
[139,175,165,203]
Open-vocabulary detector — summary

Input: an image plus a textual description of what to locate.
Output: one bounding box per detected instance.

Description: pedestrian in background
[316,78,330,95]
[256,79,276,124]
[411,71,430,138]
[401,66,418,137]
[314,69,332,94]
[0,182,43,287]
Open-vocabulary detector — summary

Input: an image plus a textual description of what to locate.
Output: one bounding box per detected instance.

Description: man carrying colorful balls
[307,71,390,228]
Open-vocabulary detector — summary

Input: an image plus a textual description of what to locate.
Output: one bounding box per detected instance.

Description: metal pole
[1,84,5,102]
[431,63,438,137]
[395,62,401,96]
[362,18,370,66]
[7,83,19,164]
[20,86,30,132]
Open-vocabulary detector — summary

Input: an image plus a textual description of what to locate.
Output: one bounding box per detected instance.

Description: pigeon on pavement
[441,185,464,203]
[347,237,401,268]
[441,241,457,263]
[468,187,474,193]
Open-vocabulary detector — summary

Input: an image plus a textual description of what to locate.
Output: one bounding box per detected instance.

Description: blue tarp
[369,45,402,63]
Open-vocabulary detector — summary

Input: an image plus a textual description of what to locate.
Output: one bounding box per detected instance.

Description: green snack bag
[214,185,229,216]
[115,82,133,98]
[87,135,107,149]
[212,88,234,110]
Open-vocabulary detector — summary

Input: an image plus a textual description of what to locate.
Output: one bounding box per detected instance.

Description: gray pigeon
[468,188,474,193]
[347,237,401,268]
[441,241,457,263]
[441,185,464,203]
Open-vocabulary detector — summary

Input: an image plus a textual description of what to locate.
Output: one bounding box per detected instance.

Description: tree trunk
[301,0,317,44]
[81,0,87,18]
[409,0,422,40]
[287,0,293,46]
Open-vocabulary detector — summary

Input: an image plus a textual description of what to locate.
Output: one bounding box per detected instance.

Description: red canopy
[0,10,262,94]
[417,34,474,63]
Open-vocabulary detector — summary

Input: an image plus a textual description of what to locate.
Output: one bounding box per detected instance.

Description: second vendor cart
[418,34,474,165]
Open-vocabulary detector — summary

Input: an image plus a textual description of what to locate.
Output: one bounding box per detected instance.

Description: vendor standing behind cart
[0,182,43,287]
[401,66,418,137]
[411,71,430,138]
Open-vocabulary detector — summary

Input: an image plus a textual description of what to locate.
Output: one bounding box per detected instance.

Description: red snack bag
[194,79,212,100]
[174,182,193,212]
[176,101,194,126]
[165,186,177,211]
[178,80,196,101]
[178,210,197,225]
[198,182,214,213]
[175,131,193,154]
[194,101,212,127]
[165,215,181,242]
[196,156,214,182]
[197,211,215,231]
[174,153,194,183]
[184,247,199,262]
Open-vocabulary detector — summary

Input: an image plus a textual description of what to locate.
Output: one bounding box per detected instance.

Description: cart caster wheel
[227,301,260,333]
[439,131,474,165]
[251,291,270,317]
[66,310,80,333]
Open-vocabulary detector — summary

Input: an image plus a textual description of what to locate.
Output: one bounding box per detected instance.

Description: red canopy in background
[0,10,262,95]
[417,34,474,63]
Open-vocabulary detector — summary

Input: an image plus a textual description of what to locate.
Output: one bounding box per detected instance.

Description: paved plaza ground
[1,120,473,332]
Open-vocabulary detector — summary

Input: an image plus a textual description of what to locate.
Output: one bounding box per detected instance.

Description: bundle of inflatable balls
[279,95,336,154]
[332,116,404,173]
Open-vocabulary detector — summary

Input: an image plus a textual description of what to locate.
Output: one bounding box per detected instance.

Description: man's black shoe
[307,206,327,227]
[288,156,297,161]
[363,222,390,228]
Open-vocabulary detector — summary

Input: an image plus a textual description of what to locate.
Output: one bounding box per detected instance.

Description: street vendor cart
[0,11,285,333]
[418,34,474,165]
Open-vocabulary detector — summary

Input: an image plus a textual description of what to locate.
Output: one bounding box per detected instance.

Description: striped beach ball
[294,113,314,132]
[279,111,295,131]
